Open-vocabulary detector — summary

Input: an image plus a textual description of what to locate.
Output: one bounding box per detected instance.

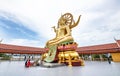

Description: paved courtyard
[0,61,120,76]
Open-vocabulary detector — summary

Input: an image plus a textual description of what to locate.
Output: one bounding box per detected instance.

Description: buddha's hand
[52,26,56,32]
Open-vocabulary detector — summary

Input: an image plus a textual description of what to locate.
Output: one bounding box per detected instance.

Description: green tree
[0,53,11,60]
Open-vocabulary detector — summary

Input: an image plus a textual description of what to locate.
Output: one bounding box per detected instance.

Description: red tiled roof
[77,43,118,51]
[0,39,120,54]
[0,43,46,54]
[76,40,120,54]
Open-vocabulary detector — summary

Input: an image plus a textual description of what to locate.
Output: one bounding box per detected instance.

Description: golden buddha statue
[44,13,81,63]
[46,13,81,46]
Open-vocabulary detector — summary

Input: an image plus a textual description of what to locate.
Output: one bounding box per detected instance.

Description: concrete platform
[0,61,120,76]
[40,61,65,68]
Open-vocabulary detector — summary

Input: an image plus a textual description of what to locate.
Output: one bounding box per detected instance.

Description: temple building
[77,40,120,62]
[0,39,120,62]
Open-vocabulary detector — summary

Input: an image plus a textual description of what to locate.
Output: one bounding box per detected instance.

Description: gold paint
[42,13,84,66]
[46,13,81,46]
[111,53,120,62]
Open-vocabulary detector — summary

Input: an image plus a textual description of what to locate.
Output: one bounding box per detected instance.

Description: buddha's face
[58,18,67,27]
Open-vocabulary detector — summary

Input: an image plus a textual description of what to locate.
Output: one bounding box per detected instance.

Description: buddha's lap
[48,36,73,44]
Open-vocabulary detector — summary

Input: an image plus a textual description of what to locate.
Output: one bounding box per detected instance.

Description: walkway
[0,61,120,76]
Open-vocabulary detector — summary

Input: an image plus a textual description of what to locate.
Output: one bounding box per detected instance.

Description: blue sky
[0,11,46,47]
[0,14,38,39]
[0,0,120,47]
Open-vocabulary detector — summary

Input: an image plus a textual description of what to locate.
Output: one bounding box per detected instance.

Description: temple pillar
[99,54,103,61]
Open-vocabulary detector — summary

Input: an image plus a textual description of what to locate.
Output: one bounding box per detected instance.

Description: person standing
[107,53,111,64]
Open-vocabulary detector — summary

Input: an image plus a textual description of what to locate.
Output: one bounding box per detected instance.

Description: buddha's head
[58,15,67,28]
[57,13,74,28]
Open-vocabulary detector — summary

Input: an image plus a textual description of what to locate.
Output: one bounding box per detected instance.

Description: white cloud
[0,0,120,47]
[4,38,44,47]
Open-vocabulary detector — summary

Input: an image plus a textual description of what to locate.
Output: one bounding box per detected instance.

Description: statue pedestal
[40,61,65,68]
[42,41,84,66]
[57,42,84,66]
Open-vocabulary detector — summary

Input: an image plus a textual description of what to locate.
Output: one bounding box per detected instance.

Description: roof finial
[113,37,117,41]
[0,38,3,44]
